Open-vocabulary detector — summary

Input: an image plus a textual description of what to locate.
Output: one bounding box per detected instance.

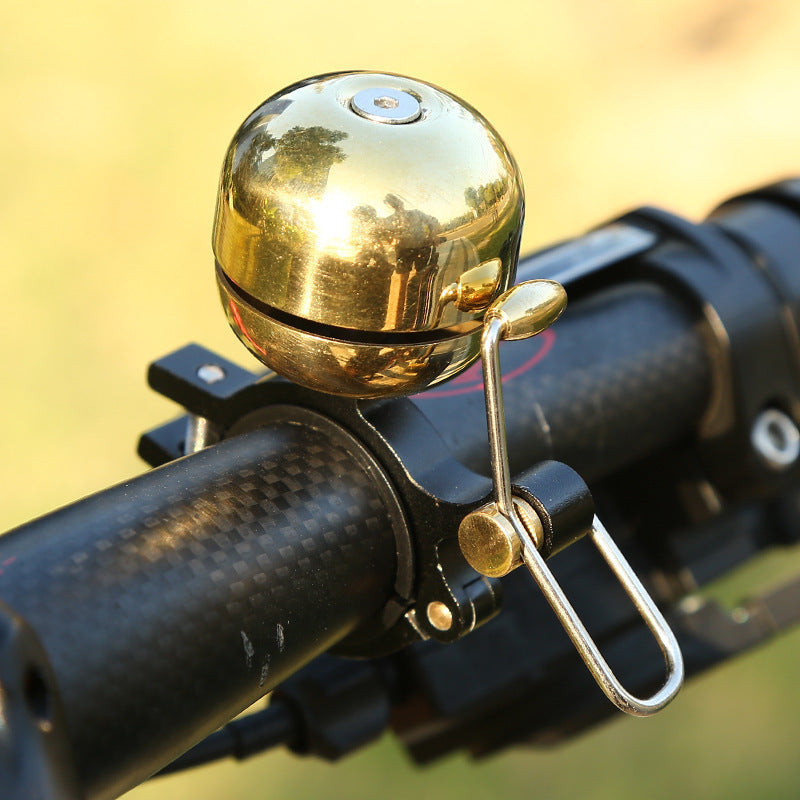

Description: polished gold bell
[214,71,524,397]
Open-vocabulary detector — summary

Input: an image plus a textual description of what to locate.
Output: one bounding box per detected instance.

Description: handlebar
[2,178,800,799]
[413,275,712,481]
[0,418,402,799]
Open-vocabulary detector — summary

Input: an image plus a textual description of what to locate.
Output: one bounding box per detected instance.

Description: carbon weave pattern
[418,282,711,480]
[507,283,711,477]
[0,422,397,800]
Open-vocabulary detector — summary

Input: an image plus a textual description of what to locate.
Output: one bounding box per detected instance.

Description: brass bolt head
[458,498,543,578]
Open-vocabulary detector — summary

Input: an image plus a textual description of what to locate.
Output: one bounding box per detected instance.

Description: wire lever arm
[458,280,684,716]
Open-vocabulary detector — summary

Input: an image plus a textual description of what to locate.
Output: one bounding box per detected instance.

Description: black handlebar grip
[414,278,713,480]
[0,418,402,800]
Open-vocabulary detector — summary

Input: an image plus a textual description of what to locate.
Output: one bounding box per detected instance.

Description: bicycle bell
[214,71,524,397]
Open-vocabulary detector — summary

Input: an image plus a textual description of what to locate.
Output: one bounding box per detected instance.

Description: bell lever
[481,280,567,519]
[462,279,685,716]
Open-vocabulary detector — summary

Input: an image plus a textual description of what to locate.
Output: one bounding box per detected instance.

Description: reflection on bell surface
[214,71,525,397]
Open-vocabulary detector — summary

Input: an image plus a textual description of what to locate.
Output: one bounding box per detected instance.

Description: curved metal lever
[460,279,684,716]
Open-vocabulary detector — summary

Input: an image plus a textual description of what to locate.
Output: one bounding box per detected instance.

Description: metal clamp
[459,280,684,716]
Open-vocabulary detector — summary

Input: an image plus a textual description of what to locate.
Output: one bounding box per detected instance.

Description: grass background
[1,0,800,797]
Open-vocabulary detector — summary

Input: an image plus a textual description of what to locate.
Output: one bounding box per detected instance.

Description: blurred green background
[2,0,800,797]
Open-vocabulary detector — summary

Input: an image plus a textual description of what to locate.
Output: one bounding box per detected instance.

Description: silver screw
[197,364,226,385]
[426,601,453,631]
[350,87,421,124]
[751,408,800,471]
[184,415,216,454]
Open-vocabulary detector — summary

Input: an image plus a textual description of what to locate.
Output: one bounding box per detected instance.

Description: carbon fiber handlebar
[0,418,403,799]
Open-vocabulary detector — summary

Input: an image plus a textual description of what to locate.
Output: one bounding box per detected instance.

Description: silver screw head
[196,364,227,385]
[350,87,421,124]
[426,601,453,631]
[751,407,800,471]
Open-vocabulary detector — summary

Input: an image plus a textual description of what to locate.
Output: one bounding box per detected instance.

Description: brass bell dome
[214,71,524,398]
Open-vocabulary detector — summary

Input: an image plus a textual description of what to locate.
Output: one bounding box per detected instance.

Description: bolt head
[426,601,453,631]
[196,364,226,385]
[350,87,421,124]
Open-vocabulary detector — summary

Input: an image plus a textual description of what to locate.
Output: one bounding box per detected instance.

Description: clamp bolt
[196,364,226,385]
[425,601,454,631]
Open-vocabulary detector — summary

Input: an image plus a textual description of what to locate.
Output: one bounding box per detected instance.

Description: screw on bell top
[213,71,525,398]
